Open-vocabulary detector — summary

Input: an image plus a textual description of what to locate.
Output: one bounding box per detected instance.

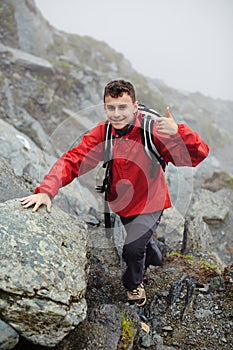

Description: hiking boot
[127,283,146,307]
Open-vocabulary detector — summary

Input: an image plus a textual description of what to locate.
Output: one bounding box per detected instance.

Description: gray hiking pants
[120,211,163,291]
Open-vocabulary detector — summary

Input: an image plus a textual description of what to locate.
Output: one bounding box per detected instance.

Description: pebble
[162,325,173,332]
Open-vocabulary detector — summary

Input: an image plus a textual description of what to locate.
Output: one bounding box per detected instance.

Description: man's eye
[107,105,115,111]
[119,105,127,110]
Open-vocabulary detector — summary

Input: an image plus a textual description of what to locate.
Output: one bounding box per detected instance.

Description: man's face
[104,93,138,130]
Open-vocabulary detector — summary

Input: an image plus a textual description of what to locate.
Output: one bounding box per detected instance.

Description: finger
[20,199,32,206]
[166,106,173,119]
[22,200,35,208]
[20,196,32,203]
[46,202,52,213]
[32,202,41,212]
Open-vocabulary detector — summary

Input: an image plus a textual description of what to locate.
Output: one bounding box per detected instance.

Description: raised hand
[157,107,178,136]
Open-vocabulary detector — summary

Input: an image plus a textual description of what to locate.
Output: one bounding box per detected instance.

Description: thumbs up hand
[157,107,178,136]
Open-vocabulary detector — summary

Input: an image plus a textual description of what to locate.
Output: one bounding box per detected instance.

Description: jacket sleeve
[34,122,106,199]
[153,123,209,167]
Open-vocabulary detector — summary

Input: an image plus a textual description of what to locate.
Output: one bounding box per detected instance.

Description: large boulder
[0,199,88,347]
[188,188,230,224]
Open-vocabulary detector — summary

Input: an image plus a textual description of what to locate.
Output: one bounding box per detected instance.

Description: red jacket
[35,111,209,217]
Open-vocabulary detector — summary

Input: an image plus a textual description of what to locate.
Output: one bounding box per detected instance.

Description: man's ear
[134,100,139,112]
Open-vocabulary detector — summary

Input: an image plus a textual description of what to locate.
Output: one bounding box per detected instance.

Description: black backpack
[96,103,167,230]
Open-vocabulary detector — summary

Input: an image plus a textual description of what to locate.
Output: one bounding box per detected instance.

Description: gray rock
[88,304,122,350]
[78,214,100,226]
[156,346,177,350]
[184,215,213,252]
[0,118,53,180]
[1,74,54,141]
[10,0,54,57]
[14,106,57,153]
[166,165,194,218]
[0,319,19,350]
[188,188,230,224]
[0,43,53,74]
[57,304,122,350]
[0,199,88,347]
[57,304,140,350]
[156,207,185,247]
[141,333,155,347]
[0,156,31,203]
[53,180,99,217]
[0,119,99,215]
[194,308,213,319]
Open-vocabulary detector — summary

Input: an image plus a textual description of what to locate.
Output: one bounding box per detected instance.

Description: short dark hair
[104,80,136,102]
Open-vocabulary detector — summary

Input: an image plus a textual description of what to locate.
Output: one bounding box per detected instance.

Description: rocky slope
[0,0,232,349]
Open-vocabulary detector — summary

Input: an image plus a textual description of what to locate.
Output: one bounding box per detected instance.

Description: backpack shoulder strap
[139,106,167,173]
[103,121,114,168]
[98,121,114,232]
[138,103,163,119]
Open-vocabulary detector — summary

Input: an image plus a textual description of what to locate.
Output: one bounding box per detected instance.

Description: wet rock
[56,304,139,350]
[0,199,88,347]
[0,319,19,350]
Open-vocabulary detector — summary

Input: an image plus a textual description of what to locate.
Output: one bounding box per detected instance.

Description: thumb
[166,106,173,119]
[46,200,52,213]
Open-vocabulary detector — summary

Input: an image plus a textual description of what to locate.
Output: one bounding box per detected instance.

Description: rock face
[0,156,32,203]
[0,43,54,74]
[0,118,99,217]
[0,199,88,347]
[188,188,230,224]
[0,118,52,180]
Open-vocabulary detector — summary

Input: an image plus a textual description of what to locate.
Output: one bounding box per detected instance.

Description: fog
[35,0,233,101]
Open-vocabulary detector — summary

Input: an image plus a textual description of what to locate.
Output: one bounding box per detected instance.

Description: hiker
[20,79,209,306]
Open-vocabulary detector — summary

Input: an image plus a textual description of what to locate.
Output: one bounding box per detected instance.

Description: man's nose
[113,107,120,116]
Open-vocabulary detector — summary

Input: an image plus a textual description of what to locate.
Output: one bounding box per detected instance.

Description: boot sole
[128,297,146,307]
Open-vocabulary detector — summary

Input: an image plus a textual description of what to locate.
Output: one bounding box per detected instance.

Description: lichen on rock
[0,199,88,347]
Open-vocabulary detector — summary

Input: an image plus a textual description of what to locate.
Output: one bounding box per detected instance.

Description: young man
[20,80,209,306]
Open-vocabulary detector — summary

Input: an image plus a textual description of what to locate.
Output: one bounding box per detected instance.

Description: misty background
[34,0,233,101]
